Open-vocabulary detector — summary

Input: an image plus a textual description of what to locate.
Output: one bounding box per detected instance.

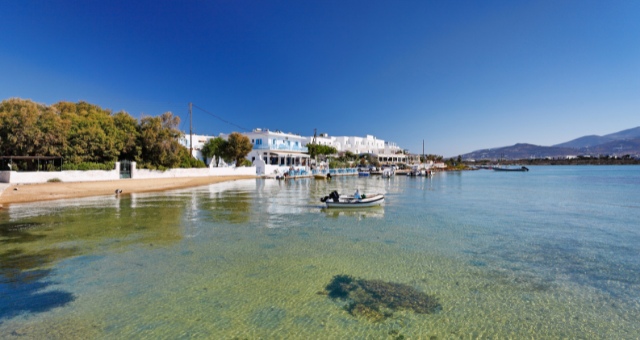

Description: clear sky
[2,1,639,157]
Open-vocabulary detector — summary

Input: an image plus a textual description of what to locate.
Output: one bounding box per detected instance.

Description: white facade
[179,133,217,162]
[304,133,402,155]
[179,133,235,167]
[179,129,407,172]
[244,129,310,175]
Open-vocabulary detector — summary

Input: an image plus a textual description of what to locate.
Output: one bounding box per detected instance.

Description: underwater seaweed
[324,274,441,321]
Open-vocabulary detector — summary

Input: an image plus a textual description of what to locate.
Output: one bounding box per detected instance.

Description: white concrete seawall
[0,162,256,184]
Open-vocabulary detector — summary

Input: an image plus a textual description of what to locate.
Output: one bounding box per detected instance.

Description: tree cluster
[306,143,338,160]
[201,132,253,167]
[0,98,204,170]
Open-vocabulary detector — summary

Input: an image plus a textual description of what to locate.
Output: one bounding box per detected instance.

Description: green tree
[0,98,45,156]
[221,132,253,166]
[54,101,121,163]
[344,151,356,161]
[36,105,68,156]
[138,112,185,169]
[306,144,338,159]
[201,137,226,167]
[178,146,206,168]
[113,111,141,161]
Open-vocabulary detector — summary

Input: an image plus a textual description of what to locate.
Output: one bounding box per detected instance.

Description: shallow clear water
[1,166,639,339]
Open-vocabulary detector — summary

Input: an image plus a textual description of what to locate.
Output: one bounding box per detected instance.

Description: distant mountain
[603,126,640,140]
[554,126,640,149]
[579,138,640,156]
[463,144,577,160]
[553,135,615,149]
[462,126,640,160]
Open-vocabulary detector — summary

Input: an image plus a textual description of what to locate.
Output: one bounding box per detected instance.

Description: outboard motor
[330,190,340,202]
[321,191,340,203]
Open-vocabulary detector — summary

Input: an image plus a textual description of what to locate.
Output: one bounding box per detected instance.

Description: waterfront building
[244,129,310,176]
[303,133,407,164]
[178,133,235,167]
[179,134,216,162]
[180,129,409,174]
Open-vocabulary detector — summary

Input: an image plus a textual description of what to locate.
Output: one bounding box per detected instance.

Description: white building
[180,129,409,173]
[179,134,216,162]
[304,133,407,164]
[304,134,402,154]
[244,129,310,176]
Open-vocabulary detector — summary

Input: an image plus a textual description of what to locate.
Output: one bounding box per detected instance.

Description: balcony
[253,144,308,152]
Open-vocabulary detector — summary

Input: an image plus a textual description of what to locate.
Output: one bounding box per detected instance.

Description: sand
[0,176,257,206]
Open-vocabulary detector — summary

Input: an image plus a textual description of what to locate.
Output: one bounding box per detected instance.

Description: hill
[553,135,614,149]
[462,126,640,160]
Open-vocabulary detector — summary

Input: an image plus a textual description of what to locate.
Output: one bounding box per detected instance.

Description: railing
[287,169,309,176]
[327,168,358,175]
[252,145,308,152]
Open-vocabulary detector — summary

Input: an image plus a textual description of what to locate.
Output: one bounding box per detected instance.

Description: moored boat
[358,170,370,177]
[320,190,385,208]
[493,166,529,172]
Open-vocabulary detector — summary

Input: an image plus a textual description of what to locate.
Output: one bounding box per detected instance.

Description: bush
[62,162,115,171]
[179,157,207,168]
[137,162,168,171]
[240,159,253,167]
[329,160,347,169]
[47,178,62,182]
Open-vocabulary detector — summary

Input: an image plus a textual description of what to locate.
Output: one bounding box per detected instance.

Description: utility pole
[189,102,193,157]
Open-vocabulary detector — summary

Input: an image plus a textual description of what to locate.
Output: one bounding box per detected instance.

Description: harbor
[1,166,639,338]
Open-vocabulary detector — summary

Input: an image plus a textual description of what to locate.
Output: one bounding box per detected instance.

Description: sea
[1,166,639,339]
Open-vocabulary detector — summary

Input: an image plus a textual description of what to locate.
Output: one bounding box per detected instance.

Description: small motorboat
[320,190,385,208]
[493,166,529,172]
[314,173,332,180]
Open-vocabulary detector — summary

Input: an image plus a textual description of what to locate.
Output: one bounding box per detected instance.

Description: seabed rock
[324,274,441,322]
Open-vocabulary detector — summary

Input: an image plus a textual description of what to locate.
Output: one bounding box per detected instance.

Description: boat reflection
[322,207,385,220]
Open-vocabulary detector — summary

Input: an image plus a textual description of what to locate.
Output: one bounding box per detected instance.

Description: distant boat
[314,173,332,180]
[381,167,394,178]
[494,166,529,172]
[408,165,431,176]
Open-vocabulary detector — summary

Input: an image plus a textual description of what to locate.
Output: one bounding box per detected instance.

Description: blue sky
[2,1,639,157]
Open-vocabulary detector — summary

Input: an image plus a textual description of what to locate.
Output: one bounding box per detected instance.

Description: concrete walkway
[0,183,10,197]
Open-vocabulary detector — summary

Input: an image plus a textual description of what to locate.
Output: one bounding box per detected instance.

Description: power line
[191,104,251,132]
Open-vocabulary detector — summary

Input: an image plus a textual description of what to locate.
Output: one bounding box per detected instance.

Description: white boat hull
[324,194,385,208]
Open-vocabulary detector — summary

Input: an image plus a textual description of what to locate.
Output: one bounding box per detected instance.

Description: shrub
[62,162,115,171]
[329,160,347,169]
[137,162,168,171]
[179,157,207,168]
[47,178,62,182]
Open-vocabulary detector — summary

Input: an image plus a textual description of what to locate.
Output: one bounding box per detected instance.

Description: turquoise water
[1,166,639,338]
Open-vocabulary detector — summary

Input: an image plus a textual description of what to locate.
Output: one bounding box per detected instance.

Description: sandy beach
[0,176,257,206]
